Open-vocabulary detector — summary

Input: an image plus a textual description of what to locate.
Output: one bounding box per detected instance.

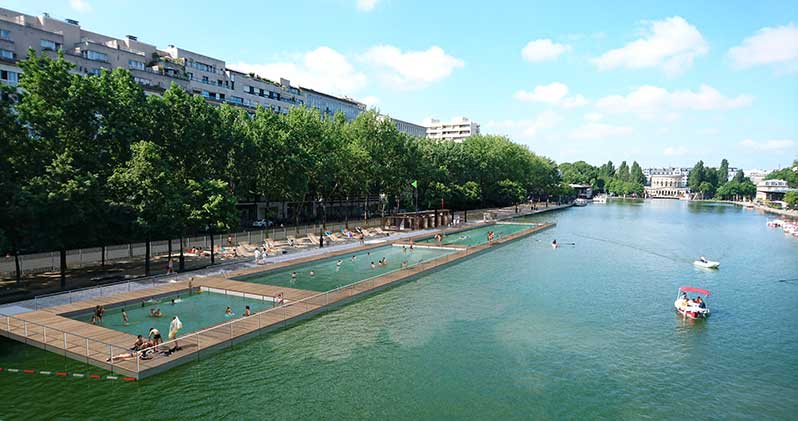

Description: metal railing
[1,313,134,375]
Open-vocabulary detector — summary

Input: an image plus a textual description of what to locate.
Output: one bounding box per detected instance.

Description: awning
[679,286,711,295]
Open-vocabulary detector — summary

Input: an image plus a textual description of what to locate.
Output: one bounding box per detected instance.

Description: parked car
[252,219,273,228]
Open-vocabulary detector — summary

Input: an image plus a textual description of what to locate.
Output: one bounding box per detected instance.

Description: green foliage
[1,51,565,261]
[765,160,798,188]
[715,179,756,200]
[616,161,630,182]
[688,160,705,191]
[719,159,729,184]
[784,191,798,209]
[630,161,647,186]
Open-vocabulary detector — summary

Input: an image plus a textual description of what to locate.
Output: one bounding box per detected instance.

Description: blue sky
[6,0,798,169]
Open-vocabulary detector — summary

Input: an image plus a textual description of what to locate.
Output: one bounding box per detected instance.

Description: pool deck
[0,220,556,379]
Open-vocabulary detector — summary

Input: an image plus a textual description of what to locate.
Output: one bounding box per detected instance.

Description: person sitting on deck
[132,335,146,351]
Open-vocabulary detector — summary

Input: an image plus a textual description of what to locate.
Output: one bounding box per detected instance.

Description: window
[40,39,60,50]
[133,76,151,86]
[128,59,145,70]
[88,68,101,76]
[0,49,13,60]
[202,76,209,83]
[1,69,18,85]
[0,29,10,40]
[228,96,243,104]
[85,50,108,62]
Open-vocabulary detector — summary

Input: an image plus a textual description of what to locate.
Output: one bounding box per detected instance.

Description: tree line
[558,160,647,197]
[0,51,563,286]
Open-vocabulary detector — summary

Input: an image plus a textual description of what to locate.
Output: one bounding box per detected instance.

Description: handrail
[1,312,125,351]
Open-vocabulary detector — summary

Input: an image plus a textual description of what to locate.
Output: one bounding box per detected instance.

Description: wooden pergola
[382,209,452,231]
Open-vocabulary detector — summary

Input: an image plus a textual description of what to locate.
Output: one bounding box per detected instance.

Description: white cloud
[514,82,588,108]
[593,16,708,75]
[596,84,752,117]
[584,112,603,122]
[361,45,464,90]
[521,39,571,62]
[569,123,633,140]
[362,96,380,107]
[728,23,798,70]
[231,47,367,96]
[486,110,562,138]
[740,139,797,151]
[69,0,92,13]
[356,0,379,12]
[664,146,688,156]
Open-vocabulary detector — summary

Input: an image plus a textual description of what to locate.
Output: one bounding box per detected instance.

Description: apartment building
[392,118,427,138]
[425,117,480,142]
[302,88,365,121]
[0,7,431,138]
[642,167,691,187]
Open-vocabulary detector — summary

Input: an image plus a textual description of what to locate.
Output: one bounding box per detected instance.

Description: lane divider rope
[0,367,135,381]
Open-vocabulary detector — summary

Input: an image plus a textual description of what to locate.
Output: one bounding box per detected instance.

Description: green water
[1,200,796,419]
[419,222,532,246]
[235,245,454,291]
[67,291,276,338]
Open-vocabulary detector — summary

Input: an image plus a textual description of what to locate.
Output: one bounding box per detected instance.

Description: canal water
[1,200,796,419]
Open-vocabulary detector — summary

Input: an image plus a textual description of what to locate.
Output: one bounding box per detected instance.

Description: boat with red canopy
[674,286,711,319]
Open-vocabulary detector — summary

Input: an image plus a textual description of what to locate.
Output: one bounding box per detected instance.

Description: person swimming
[351,255,357,261]
[336,259,342,267]
[309,270,315,277]
[244,305,251,317]
[370,261,376,269]
[122,308,128,325]
[291,272,297,281]
[225,306,233,316]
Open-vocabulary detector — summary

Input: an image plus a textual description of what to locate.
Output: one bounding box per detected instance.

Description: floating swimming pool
[235,245,455,292]
[419,223,533,247]
[68,290,275,338]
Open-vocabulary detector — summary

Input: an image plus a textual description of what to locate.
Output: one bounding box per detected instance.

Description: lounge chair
[307,233,322,245]
[287,235,311,247]
[326,232,345,242]
[372,227,390,236]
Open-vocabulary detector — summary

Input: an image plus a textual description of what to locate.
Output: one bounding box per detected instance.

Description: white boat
[593,195,608,204]
[693,257,720,269]
[574,198,588,207]
[674,286,711,320]
[767,219,785,228]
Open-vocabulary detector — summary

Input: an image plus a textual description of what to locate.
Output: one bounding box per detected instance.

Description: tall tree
[718,159,730,184]
[630,161,647,185]
[688,160,706,192]
[616,161,630,182]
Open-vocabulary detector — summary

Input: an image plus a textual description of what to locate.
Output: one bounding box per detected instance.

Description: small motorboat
[674,286,711,319]
[574,198,588,207]
[693,256,719,269]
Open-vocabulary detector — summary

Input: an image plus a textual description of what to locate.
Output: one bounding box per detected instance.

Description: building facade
[642,167,691,187]
[0,7,422,128]
[302,88,365,121]
[756,179,796,203]
[644,174,689,198]
[425,117,480,142]
[392,117,427,138]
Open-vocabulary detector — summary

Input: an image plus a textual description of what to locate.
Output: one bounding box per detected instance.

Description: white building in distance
[425,117,480,142]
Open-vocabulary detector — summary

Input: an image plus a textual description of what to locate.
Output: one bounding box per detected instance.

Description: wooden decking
[0,221,554,379]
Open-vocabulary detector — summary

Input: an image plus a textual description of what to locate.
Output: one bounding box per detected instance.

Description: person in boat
[696,296,705,309]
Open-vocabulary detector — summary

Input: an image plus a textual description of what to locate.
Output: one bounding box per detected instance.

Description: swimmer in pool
[336,259,342,267]
[291,272,297,281]
[370,262,376,269]
[154,308,163,317]
[122,308,128,325]
[401,261,408,269]
[309,270,315,277]
[244,306,251,317]
[225,306,233,316]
